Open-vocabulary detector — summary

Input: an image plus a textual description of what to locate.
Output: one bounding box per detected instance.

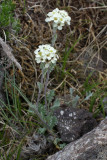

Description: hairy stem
[44,68,50,110]
[36,69,44,108]
[51,24,57,47]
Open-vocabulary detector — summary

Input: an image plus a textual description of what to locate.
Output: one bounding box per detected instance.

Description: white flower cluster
[45,8,71,30]
[34,44,59,67]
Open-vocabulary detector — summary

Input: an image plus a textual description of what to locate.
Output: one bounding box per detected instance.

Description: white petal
[54,8,59,12]
[35,58,41,63]
[47,56,51,60]
[51,59,56,63]
[47,12,54,16]
[45,18,51,22]
[58,25,62,30]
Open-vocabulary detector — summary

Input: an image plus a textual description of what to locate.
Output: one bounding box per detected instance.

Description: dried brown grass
[9,0,107,98]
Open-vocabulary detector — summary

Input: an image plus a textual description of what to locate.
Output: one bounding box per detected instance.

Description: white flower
[34,44,59,67]
[45,8,71,30]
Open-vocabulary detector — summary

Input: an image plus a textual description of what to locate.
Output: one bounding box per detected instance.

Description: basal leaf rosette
[45,8,71,30]
[34,44,59,68]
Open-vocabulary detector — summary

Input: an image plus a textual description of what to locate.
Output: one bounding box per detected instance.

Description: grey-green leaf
[38,127,46,134]
[72,95,80,108]
[48,115,57,129]
[37,82,43,92]
[47,90,55,104]
[85,91,93,101]
[28,103,36,114]
[51,98,60,111]
[70,88,74,98]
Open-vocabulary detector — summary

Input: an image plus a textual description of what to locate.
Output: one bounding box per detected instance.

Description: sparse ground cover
[0,0,107,159]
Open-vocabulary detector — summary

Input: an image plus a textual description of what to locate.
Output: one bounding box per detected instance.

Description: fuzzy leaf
[70,88,74,98]
[37,82,43,92]
[72,95,80,108]
[40,63,45,69]
[38,104,47,119]
[47,90,55,104]
[48,115,57,129]
[51,98,60,111]
[59,143,66,149]
[54,138,62,146]
[38,127,46,134]
[49,63,56,73]
[40,63,48,77]
[28,103,36,114]
[85,91,93,101]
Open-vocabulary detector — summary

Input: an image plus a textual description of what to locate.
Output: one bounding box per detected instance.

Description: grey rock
[77,144,107,160]
[47,118,107,160]
[20,133,54,160]
[54,105,97,142]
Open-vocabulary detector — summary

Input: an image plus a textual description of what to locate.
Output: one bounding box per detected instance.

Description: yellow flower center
[54,17,58,20]
[38,52,42,56]
[47,53,50,57]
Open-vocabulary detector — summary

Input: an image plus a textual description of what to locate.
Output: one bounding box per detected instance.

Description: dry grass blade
[0,37,22,71]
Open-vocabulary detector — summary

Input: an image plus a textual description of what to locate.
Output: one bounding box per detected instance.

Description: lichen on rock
[54,105,97,142]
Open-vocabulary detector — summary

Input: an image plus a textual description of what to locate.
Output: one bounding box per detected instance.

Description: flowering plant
[34,44,59,68]
[45,8,71,30]
[32,8,71,134]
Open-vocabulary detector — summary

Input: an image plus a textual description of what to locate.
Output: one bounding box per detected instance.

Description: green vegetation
[0,0,20,37]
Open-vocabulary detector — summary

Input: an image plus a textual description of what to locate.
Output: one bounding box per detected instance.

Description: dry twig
[0,37,22,71]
